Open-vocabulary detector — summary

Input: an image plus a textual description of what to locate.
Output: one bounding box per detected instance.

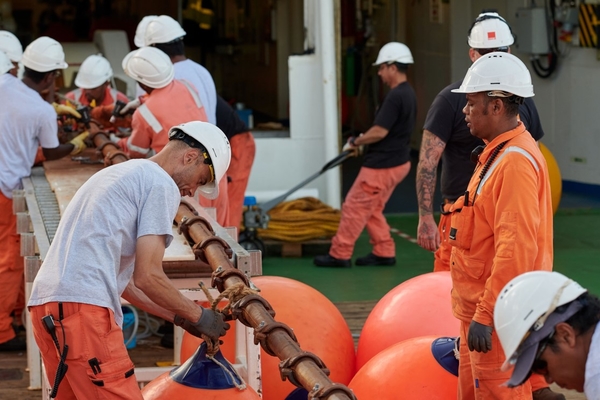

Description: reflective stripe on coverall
[65,87,128,107]
[30,302,142,400]
[226,132,256,229]
[448,123,553,399]
[0,192,23,344]
[118,80,208,158]
[330,162,411,260]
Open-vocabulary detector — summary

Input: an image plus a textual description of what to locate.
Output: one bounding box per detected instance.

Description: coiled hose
[256,197,341,242]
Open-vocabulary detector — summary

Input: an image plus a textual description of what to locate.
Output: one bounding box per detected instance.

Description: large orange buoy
[143,343,261,399]
[539,142,562,214]
[349,336,458,400]
[251,276,356,400]
[356,271,459,370]
[180,300,237,363]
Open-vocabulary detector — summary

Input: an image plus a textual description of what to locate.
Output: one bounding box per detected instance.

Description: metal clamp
[193,236,233,263]
[177,216,214,245]
[253,320,297,357]
[96,139,116,153]
[309,383,357,400]
[104,150,128,165]
[231,294,275,326]
[179,199,199,217]
[211,267,250,293]
[280,351,330,388]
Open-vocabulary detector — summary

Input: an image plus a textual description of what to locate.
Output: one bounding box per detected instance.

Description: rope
[196,281,258,390]
[196,282,258,355]
[256,197,341,242]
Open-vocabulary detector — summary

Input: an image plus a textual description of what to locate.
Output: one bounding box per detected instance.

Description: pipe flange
[211,267,249,293]
[96,139,115,152]
[193,236,233,263]
[179,199,199,217]
[231,294,275,326]
[280,351,330,388]
[177,216,213,245]
[104,150,129,165]
[254,320,297,357]
[309,383,357,400]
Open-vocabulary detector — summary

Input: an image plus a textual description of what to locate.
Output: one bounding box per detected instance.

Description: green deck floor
[262,208,600,303]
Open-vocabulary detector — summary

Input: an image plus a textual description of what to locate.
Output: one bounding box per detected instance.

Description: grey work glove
[468,320,493,353]
[173,308,230,342]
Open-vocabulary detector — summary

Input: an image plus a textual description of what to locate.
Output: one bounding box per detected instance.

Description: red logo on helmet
[487,31,496,40]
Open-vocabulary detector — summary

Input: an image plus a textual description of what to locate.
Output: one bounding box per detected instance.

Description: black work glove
[173,308,230,342]
[467,320,493,353]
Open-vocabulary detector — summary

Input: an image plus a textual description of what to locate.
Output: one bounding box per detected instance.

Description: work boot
[355,252,396,266]
[532,387,566,400]
[0,336,26,352]
[314,254,351,268]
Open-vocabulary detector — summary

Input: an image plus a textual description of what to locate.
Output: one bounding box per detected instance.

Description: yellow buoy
[539,142,562,214]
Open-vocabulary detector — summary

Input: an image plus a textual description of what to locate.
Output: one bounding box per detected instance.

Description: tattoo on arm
[416,130,446,216]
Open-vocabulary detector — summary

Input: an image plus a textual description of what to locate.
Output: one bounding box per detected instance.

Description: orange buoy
[181,300,237,363]
[349,336,458,400]
[252,276,356,400]
[539,142,562,214]
[143,343,261,399]
[356,271,459,370]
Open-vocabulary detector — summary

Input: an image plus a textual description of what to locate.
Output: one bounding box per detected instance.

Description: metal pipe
[174,205,355,400]
[95,133,355,399]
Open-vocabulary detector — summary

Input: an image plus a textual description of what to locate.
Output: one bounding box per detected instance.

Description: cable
[121,304,139,348]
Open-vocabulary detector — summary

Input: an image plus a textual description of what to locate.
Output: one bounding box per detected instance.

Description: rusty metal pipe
[92,132,128,165]
[92,138,354,399]
[175,206,355,400]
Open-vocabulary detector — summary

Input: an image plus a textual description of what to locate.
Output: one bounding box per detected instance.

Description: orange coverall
[433,205,452,272]
[65,87,129,107]
[226,132,256,229]
[448,123,553,399]
[0,192,23,344]
[117,80,208,158]
[30,302,142,400]
[330,162,411,260]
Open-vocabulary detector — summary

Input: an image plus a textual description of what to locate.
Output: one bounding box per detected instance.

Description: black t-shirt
[364,81,417,169]
[423,80,545,201]
[216,95,249,140]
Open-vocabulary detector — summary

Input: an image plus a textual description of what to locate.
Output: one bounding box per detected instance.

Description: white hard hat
[468,12,514,49]
[373,42,413,66]
[0,30,22,62]
[122,47,174,89]
[144,15,186,46]
[495,271,587,382]
[134,15,158,47]
[168,121,231,200]
[75,54,113,89]
[451,52,534,98]
[21,36,68,72]
[0,50,13,75]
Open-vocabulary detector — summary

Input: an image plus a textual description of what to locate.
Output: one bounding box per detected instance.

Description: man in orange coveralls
[314,42,416,268]
[448,52,553,399]
[65,54,129,107]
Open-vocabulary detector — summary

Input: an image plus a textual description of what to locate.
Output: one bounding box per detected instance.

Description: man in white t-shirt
[139,15,217,125]
[28,121,232,399]
[0,38,82,352]
[495,271,600,399]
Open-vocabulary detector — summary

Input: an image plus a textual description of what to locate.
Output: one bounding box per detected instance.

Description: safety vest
[136,80,204,135]
[128,80,204,157]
